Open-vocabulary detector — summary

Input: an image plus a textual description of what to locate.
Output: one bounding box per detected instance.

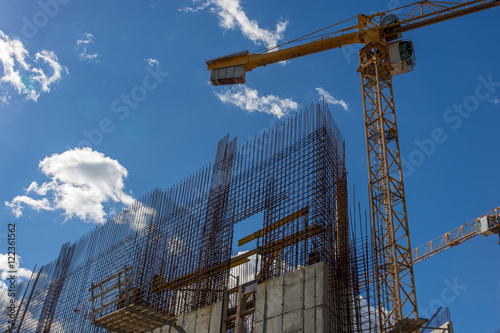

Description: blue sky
[0,0,499,331]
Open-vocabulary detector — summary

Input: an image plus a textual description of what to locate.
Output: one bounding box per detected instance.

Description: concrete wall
[155,261,329,333]
[430,321,454,333]
[154,301,223,333]
[254,261,329,333]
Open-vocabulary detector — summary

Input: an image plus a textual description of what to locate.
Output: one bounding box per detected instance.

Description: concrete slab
[430,321,453,333]
[304,262,316,309]
[176,315,185,332]
[159,314,184,333]
[182,310,197,333]
[267,314,283,332]
[255,282,267,322]
[303,307,316,333]
[157,323,183,333]
[315,305,327,333]
[315,262,328,306]
[265,275,283,318]
[283,308,303,333]
[283,268,304,313]
[209,301,223,333]
[254,320,264,333]
[195,305,211,332]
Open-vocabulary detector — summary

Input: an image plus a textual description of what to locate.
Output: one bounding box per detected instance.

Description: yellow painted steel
[359,41,418,331]
[413,207,500,264]
[207,33,362,72]
[207,1,500,74]
[238,207,310,246]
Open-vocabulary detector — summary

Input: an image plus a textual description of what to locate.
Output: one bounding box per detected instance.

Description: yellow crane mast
[205,1,500,332]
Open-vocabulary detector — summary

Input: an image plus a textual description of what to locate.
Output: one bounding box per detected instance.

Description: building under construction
[3,104,383,332]
[4,0,500,330]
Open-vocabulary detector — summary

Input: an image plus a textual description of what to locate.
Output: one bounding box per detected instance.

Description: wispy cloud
[214,86,298,118]
[118,201,156,231]
[32,51,65,94]
[145,58,159,67]
[180,1,211,13]
[0,253,33,304]
[166,236,188,255]
[0,253,32,281]
[0,30,66,102]
[181,0,288,49]
[489,98,500,105]
[4,196,53,216]
[316,87,349,111]
[76,33,99,62]
[5,148,135,224]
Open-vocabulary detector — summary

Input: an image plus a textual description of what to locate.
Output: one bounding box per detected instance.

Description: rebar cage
[3,103,358,333]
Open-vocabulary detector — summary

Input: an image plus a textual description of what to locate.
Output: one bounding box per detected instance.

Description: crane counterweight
[210,65,246,86]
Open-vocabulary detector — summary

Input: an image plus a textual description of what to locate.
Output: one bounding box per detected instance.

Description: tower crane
[413,206,500,264]
[205,1,500,332]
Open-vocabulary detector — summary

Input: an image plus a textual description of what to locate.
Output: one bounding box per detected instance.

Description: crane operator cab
[476,215,500,245]
[380,14,416,76]
[388,40,416,76]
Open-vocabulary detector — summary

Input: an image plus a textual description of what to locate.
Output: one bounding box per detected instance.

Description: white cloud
[215,86,298,118]
[31,51,66,93]
[354,295,380,330]
[316,87,349,111]
[489,98,500,105]
[5,196,53,218]
[0,31,29,92]
[76,33,99,62]
[166,236,187,255]
[0,289,47,331]
[181,0,288,49]
[145,58,159,67]
[0,30,66,102]
[0,253,33,281]
[119,201,156,231]
[0,95,9,104]
[5,147,135,224]
[180,1,211,13]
